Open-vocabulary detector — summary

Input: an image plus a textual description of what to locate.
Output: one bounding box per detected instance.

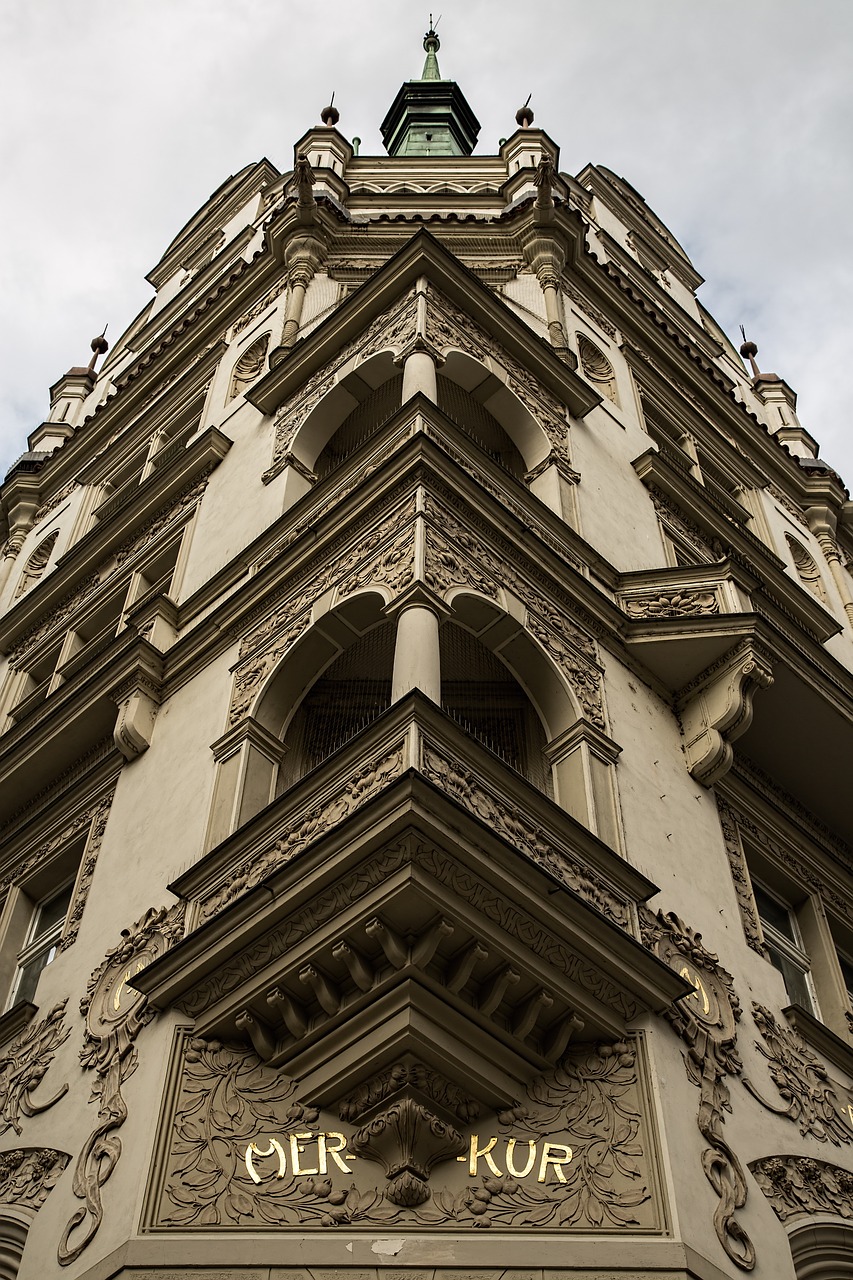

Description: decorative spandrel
[0,1000,70,1136]
[148,1032,665,1233]
[641,908,755,1271]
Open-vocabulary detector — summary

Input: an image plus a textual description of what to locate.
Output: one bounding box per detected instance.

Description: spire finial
[516,94,534,128]
[87,326,109,374]
[739,325,761,378]
[320,91,339,127]
[422,15,442,80]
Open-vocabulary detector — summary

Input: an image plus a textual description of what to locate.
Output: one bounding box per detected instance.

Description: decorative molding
[57,903,184,1266]
[181,836,638,1024]
[0,1001,70,1137]
[14,530,60,599]
[743,1004,852,1146]
[750,1154,853,1223]
[785,534,827,603]
[769,484,809,529]
[232,279,288,336]
[649,490,721,564]
[0,1147,70,1213]
[641,908,755,1271]
[350,1098,467,1206]
[715,797,767,957]
[228,333,270,402]
[200,744,406,921]
[32,482,78,528]
[576,334,618,405]
[564,283,617,338]
[624,589,719,619]
[420,742,628,928]
[677,640,774,787]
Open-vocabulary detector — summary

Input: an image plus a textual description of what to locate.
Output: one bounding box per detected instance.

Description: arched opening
[789,1220,853,1278]
[439,619,550,794]
[0,1214,29,1279]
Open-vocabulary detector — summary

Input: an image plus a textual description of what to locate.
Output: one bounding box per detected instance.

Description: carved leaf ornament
[57,904,184,1266]
[0,1000,70,1136]
[641,909,755,1271]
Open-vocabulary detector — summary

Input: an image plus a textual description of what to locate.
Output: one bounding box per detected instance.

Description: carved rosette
[743,1004,852,1145]
[641,908,755,1271]
[57,904,185,1266]
[750,1154,853,1222]
[624,589,719,619]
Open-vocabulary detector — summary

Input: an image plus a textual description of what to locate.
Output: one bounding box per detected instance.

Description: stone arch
[211,587,621,848]
[289,348,552,479]
[0,1214,27,1279]
[576,333,619,405]
[789,1221,853,1278]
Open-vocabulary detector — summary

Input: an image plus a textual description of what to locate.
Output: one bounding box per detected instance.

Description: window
[753,881,817,1014]
[10,881,74,1007]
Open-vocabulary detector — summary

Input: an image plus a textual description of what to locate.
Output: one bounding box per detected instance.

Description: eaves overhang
[247,228,600,420]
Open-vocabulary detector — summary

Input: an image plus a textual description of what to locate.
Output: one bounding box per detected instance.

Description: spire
[380,22,480,157]
[421,21,441,80]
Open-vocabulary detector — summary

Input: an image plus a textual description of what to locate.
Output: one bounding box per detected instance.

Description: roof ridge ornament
[422,15,442,81]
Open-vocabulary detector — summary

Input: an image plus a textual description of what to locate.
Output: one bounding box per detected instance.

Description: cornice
[0,427,231,657]
[247,228,598,420]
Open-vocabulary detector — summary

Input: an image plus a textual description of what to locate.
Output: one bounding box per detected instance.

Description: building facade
[1,30,852,1280]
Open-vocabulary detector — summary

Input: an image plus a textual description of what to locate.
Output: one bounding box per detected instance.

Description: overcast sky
[2,1,852,490]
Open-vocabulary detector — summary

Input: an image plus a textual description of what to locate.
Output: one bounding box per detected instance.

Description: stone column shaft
[391,604,441,703]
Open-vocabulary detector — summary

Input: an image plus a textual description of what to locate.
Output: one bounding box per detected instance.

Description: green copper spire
[421,24,441,81]
[380,23,480,157]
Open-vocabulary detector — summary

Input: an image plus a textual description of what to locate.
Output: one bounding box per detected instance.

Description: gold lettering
[458,1135,502,1177]
[288,1131,319,1176]
[680,965,710,1016]
[319,1132,353,1174]
[113,959,147,1012]
[245,1138,286,1183]
[537,1142,572,1183]
[505,1138,537,1178]
[848,1104,853,1128]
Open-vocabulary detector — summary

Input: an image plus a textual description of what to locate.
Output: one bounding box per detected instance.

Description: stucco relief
[743,1003,852,1146]
[199,744,406,922]
[715,798,766,957]
[424,286,570,446]
[180,837,638,1024]
[420,742,628,928]
[641,908,755,1271]
[265,290,417,478]
[750,1154,853,1222]
[0,1146,69,1213]
[153,1033,661,1232]
[624,589,719,619]
[0,1001,70,1136]
[58,904,185,1266]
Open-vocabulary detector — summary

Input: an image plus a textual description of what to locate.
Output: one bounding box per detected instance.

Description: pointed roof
[380,25,480,157]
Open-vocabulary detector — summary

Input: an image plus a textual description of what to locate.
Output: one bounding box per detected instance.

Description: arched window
[277,620,395,792]
[576,334,619,405]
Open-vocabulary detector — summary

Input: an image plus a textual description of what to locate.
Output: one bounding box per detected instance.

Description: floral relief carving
[750,1154,853,1223]
[0,1001,70,1136]
[526,611,604,728]
[743,1004,852,1146]
[156,1034,657,1231]
[57,904,185,1266]
[338,528,415,597]
[0,1146,69,1212]
[715,798,766,957]
[624,590,719,619]
[425,287,570,445]
[266,291,417,476]
[641,908,755,1271]
[564,283,617,338]
[230,614,311,726]
[420,743,629,928]
[228,333,270,402]
[424,526,499,600]
[181,837,637,1023]
[200,745,406,922]
[33,482,78,527]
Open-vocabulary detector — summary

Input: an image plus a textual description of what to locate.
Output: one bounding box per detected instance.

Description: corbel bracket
[677,640,773,786]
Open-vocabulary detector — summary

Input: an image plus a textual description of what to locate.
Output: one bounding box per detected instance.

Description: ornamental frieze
[0,1146,69,1213]
[149,1032,664,1233]
[622,589,719,619]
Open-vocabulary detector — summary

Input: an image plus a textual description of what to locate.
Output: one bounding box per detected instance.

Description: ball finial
[516,95,534,128]
[321,92,339,127]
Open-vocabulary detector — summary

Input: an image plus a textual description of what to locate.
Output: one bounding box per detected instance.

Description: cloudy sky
[2,0,852,488]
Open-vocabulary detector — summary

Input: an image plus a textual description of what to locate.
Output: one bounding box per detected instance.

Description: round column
[401,349,438,403]
[391,604,441,703]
